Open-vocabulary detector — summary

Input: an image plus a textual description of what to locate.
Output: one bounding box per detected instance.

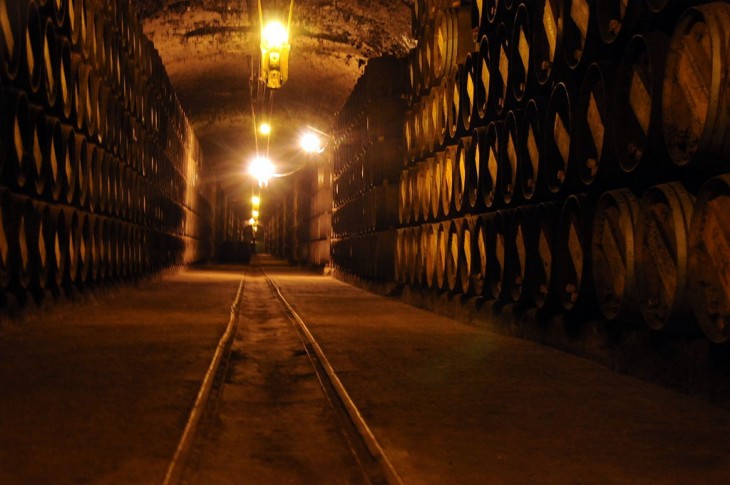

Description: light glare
[248,156,275,186]
[259,123,271,135]
[262,21,288,48]
[251,195,261,206]
[300,132,323,153]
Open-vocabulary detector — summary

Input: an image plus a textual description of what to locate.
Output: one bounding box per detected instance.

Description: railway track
[163,263,401,485]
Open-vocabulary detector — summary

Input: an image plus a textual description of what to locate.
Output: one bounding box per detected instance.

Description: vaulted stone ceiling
[133,0,413,200]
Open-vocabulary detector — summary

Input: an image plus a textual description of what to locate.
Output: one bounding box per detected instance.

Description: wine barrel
[454,136,473,214]
[436,78,452,147]
[484,211,508,301]
[508,206,536,304]
[30,106,49,197]
[47,117,65,201]
[575,62,617,187]
[491,23,510,117]
[635,182,694,333]
[475,35,491,123]
[97,215,109,281]
[33,200,54,290]
[72,57,90,133]
[7,89,32,190]
[88,214,100,282]
[460,52,477,132]
[445,218,464,293]
[591,188,640,321]
[445,6,477,82]
[472,0,488,41]
[459,216,476,295]
[421,157,434,221]
[0,189,13,290]
[545,82,575,195]
[24,1,45,100]
[531,202,562,309]
[435,221,448,290]
[614,32,669,175]
[65,207,80,283]
[518,98,546,201]
[87,142,102,212]
[662,2,730,171]
[596,0,647,46]
[0,0,22,82]
[554,194,596,312]
[75,133,89,208]
[533,0,564,86]
[68,0,86,50]
[441,144,457,217]
[399,169,410,225]
[500,110,520,205]
[49,205,68,289]
[447,65,464,139]
[409,164,421,223]
[510,4,533,104]
[646,0,703,15]
[564,0,602,70]
[430,150,443,220]
[688,175,730,343]
[404,107,417,163]
[424,223,438,289]
[408,48,422,104]
[410,225,423,286]
[58,37,73,120]
[473,214,487,297]
[477,121,501,209]
[61,124,77,205]
[14,195,37,290]
[42,18,60,111]
[420,23,435,94]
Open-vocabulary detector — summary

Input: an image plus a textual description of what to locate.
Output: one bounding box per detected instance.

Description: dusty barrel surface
[544,82,575,195]
[532,0,564,87]
[445,218,464,293]
[591,188,640,322]
[662,2,730,171]
[635,182,695,333]
[460,52,477,133]
[500,110,519,205]
[575,62,616,187]
[518,98,546,202]
[688,175,730,343]
[477,121,501,209]
[441,145,457,218]
[475,34,491,124]
[554,194,595,312]
[613,32,669,177]
[454,136,473,214]
[490,22,510,117]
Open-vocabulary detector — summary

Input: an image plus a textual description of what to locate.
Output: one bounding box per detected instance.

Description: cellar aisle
[264,256,730,483]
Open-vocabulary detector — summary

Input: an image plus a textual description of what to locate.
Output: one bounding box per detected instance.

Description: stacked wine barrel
[391,0,730,344]
[0,0,213,304]
[331,57,406,281]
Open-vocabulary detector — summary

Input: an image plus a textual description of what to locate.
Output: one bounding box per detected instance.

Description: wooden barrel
[436,83,450,148]
[424,223,438,288]
[410,163,422,223]
[635,182,695,332]
[441,144,457,218]
[563,0,602,70]
[475,34,491,123]
[459,216,476,295]
[421,23,435,94]
[545,82,575,195]
[500,110,520,205]
[408,48,422,104]
[14,195,38,290]
[518,98,546,201]
[75,133,89,208]
[491,23,510,117]
[575,62,617,187]
[646,0,703,14]
[473,214,487,297]
[42,18,60,112]
[472,0,488,41]
[484,211,508,300]
[430,150,443,220]
[445,218,464,293]
[596,0,647,46]
[64,207,80,283]
[6,89,32,190]
[72,57,90,133]
[614,32,669,175]
[0,0,22,82]
[410,225,424,286]
[510,4,533,104]
[591,189,640,321]
[555,194,595,312]
[460,52,477,132]
[477,121,501,209]
[454,136,472,214]
[0,190,12,289]
[30,106,49,197]
[399,169,410,225]
[24,1,44,100]
[508,206,537,304]
[688,175,730,343]
[420,158,434,221]
[532,0,564,87]
[662,2,730,171]
[448,65,464,140]
[58,37,73,121]
[435,221,448,290]
[528,202,561,308]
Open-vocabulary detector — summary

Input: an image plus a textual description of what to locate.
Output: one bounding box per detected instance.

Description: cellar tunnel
[1,0,730,482]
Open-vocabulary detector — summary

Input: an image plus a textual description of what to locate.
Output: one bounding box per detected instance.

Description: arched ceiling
[134,0,414,200]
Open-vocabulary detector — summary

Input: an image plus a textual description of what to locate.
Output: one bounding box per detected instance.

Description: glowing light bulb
[248,156,275,186]
[300,132,323,153]
[262,21,288,49]
[259,123,271,135]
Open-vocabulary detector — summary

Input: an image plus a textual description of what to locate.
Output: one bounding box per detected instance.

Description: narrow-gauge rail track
[165,263,401,484]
